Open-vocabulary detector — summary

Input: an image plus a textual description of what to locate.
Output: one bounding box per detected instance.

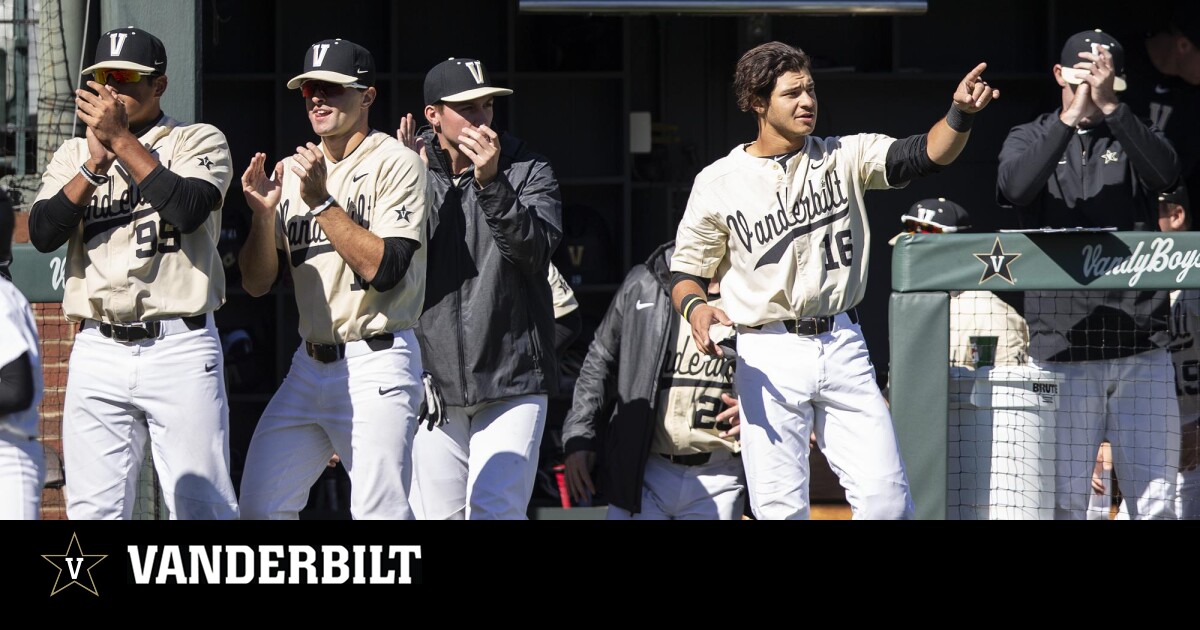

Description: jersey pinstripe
[273,131,427,344]
[33,116,231,322]
[672,134,897,326]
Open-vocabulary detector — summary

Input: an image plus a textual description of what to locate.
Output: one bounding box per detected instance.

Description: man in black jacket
[997,29,1181,519]
[562,242,744,519]
[398,58,562,519]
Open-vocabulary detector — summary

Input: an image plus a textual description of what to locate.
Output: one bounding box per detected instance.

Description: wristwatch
[309,195,337,217]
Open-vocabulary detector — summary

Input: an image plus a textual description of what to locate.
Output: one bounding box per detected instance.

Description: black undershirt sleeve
[0,352,34,416]
[670,271,710,294]
[368,237,421,292]
[884,133,942,186]
[138,165,223,234]
[28,190,84,252]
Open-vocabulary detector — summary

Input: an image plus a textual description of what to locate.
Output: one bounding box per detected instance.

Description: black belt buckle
[785,316,831,336]
[101,321,158,342]
[661,452,712,467]
[305,341,345,363]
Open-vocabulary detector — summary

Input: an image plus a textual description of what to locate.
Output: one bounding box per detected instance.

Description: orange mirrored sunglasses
[300,80,366,99]
[904,221,944,234]
[93,69,154,85]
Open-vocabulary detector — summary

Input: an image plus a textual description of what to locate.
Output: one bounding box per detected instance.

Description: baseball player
[28,27,238,520]
[237,38,428,520]
[0,189,45,520]
[563,241,745,519]
[1158,185,1199,519]
[997,30,1180,520]
[396,57,561,520]
[670,41,997,519]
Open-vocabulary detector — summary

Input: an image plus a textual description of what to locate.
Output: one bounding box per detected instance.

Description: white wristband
[309,195,337,217]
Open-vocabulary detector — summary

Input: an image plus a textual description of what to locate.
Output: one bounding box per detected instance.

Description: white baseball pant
[1045,350,1179,520]
[606,449,745,520]
[736,313,913,520]
[239,329,423,520]
[1178,468,1200,520]
[0,433,44,519]
[63,314,239,520]
[410,394,546,520]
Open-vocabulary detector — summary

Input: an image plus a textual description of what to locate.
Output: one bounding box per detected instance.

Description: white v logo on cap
[312,44,330,67]
[464,60,484,84]
[917,207,936,223]
[109,32,128,56]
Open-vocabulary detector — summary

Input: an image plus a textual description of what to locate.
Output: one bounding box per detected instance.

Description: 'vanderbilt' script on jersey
[727,168,849,269]
[673,134,897,326]
[283,196,374,267]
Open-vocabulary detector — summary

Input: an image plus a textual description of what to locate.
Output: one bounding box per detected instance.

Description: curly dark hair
[733,41,811,112]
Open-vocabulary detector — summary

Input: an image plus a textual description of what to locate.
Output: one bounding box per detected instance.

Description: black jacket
[415,128,562,405]
[997,103,1179,361]
[561,242,679,514]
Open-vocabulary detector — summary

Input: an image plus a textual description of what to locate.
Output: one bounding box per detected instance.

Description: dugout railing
[890,230,1199,520]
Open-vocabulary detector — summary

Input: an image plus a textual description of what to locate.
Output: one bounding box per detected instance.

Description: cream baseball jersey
[274,131,427,344]
[1170,289,1200,420]
[33,116,231,322]
[672,134,897,326]
[0,279,42,438]
[653,304,737,455]
[949,290,1029,368]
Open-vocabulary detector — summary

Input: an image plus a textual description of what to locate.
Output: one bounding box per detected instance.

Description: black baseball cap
[287,39,375,90]
[1160,184,1190,209]
[1060,29,1127,92]
[81,27,167,76]
[424,58,512,105]
[901,198,972,232]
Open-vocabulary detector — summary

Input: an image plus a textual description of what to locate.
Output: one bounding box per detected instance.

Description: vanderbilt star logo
[395,206,413,222]
[42,533,107,596]
[197,155,214,170]
[1102,149,1119,164]
[974,238,1021,285]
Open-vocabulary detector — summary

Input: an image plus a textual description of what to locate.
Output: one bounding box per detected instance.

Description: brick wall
[36,302,73,520]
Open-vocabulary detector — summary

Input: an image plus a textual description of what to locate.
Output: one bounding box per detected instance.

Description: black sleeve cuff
[0,352,34,415]
[28,190,85,252]
[670,271,710,294]
[885,133,941,186]
[140,165,222,233]
[368,237,421,292]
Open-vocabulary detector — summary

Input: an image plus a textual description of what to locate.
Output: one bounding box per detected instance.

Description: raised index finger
[963,62,988,83]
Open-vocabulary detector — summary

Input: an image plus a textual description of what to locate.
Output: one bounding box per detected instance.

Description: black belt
[89,315,206,342]
[751,308,859,336]
[660,452,712,466]
[304,334,395,364]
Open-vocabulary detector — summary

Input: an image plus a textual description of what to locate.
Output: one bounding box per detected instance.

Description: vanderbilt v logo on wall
[974,237,1021,284]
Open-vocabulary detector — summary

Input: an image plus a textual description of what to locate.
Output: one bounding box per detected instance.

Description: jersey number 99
[134,218,182,259]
